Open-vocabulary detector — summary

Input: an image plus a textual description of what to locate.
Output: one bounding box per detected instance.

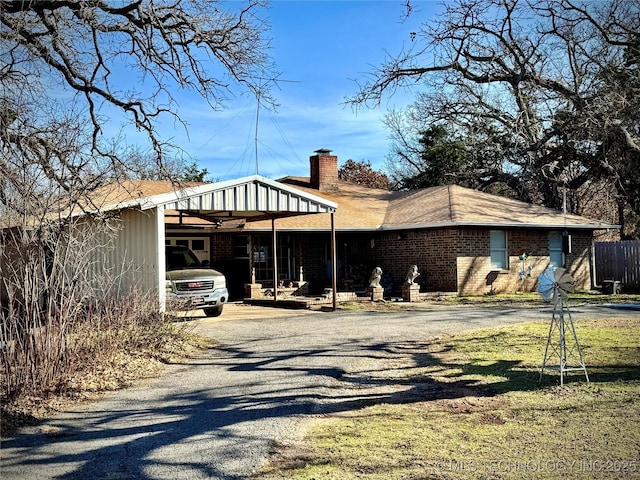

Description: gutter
[243,223,620,233]
[377,221,621,231]
[591,239,601,289]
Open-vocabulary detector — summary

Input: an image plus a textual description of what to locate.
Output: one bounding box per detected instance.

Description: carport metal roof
[88,175,339,309]
[92,175,337,220]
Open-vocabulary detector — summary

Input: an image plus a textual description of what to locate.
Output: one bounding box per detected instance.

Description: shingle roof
[0,180,187,230]
[238,178,616,231]
[384,184,611,229]
[259,178,388,230]
[81,180,205,211]
[40,177,614,232]
[1,177,339,230]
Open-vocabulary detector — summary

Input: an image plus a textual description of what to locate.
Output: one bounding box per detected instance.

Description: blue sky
[169,0,442,181]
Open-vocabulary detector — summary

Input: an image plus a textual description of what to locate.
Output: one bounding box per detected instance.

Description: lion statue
[403,265,420,285]
[368,267,383,288]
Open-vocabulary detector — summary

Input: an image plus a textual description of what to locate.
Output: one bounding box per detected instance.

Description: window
[490,230,508,270]
[191,239,205,251]
[248,234,296,286]
[166,238,210,264]
[232,235,250,259]
[252,235,273,283]
[549,231,563,267]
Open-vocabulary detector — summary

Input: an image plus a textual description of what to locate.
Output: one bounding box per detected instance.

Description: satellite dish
[537,267,575,303]
[537,267,588,385]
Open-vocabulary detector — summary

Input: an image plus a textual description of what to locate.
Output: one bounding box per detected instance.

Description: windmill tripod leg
[566,308,589,383]
[539,297,589,385]
[539,307,557,383]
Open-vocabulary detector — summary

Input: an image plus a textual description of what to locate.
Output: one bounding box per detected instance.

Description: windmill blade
[553,267,566,282]
[557,270,576,294]
[537,267,576,304]
[537,267,556,302]
[558,280,575,295]
[557,288,569,302]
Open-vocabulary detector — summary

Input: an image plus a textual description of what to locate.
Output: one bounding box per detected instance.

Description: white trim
[549,231,564,268]
[98,175,337,215]
[156,206,167,313]
[490,230,508,270]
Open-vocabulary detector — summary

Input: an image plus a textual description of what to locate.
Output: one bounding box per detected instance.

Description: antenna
[251,77,300,175]
[537,267,589,385]
[255,92,261,175]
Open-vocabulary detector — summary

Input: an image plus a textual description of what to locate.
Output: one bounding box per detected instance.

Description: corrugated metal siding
[117,209,160,294]
[67,216,126,297]
[70,210,160,299]
[162,180,333,214]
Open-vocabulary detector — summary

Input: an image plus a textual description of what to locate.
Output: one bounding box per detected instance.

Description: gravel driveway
[2,303,636,479]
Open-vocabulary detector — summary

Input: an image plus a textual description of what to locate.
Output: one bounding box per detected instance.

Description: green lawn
[257,315,640,479]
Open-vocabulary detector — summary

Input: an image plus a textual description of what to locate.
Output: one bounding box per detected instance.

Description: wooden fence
[594,241,640,292]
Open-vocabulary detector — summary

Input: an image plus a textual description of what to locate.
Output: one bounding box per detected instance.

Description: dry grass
[0,315,211,438]
[257,315,640,480]
[336,291,640,311]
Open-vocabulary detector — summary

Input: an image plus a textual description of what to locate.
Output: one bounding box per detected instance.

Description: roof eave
[247,221,620,232]
[379,221,621,231]
[81,175,338,216]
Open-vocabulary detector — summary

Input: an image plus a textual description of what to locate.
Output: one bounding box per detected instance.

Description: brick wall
[565,231,593,290]
[457,228,491,295]
[457,228,593,295]
[369,229,459,294]
[210,228,595,297]
[310,152,338,191]
[212,233,233,262]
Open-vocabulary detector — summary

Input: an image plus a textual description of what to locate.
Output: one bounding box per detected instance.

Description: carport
[91,175,338,311]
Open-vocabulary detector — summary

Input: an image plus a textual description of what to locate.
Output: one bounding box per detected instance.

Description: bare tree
[0,0,276,407]
[0,0,276,200]
[350,0,640,236]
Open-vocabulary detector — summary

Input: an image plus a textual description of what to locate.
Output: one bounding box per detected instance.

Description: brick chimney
[310,148,338,191]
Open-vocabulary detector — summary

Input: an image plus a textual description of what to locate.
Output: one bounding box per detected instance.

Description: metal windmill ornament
[537,267,589,385]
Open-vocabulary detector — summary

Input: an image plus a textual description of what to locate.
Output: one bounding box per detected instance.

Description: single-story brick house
[167,150,618,298]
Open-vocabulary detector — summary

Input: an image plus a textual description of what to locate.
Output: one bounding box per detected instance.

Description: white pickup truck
[165,245,229,317]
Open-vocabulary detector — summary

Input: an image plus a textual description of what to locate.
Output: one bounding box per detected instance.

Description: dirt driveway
[2,303,636,479]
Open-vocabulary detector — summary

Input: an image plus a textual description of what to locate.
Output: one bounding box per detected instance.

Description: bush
[0,219,198,435]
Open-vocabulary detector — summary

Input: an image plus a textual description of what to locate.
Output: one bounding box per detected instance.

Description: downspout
[156,205,167,313]
[591,238,600,289]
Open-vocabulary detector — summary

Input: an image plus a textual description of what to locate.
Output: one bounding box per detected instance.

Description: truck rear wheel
[203,305,223,317]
